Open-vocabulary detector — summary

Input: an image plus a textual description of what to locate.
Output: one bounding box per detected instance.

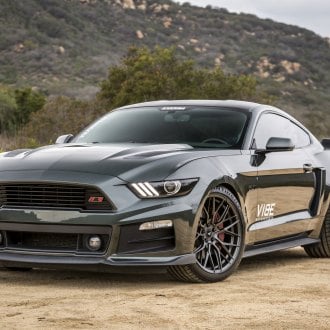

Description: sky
[176,0,330,38]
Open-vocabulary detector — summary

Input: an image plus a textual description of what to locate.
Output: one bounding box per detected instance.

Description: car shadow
[0,248,311,288]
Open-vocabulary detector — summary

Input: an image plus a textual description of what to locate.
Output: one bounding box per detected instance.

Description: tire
[168,186,245,283]
[304,207,330,257]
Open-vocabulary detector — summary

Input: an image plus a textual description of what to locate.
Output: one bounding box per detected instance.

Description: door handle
[303,163,313,173]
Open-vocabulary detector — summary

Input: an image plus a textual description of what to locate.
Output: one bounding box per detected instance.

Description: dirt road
[0,247,329,329]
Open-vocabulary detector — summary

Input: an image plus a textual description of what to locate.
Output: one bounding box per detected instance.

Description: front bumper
[0,201,199,268]
[0,170,203,269]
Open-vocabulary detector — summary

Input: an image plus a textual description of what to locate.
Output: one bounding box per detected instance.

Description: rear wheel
[304,208,330,257]
[168,187,245,283]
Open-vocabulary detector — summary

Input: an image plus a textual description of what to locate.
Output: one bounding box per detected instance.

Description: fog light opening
[139,220,173,231]
[87,235,102,251]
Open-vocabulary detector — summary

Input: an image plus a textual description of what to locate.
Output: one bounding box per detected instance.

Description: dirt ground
[0,247,329,329]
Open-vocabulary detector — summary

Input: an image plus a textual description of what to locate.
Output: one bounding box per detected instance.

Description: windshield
[73,106,250,148]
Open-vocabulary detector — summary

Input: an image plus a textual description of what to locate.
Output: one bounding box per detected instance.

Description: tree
[99,46,268,108]
[19,96,106,146]
[14,47,270,149]
[0,89,17,133]
[14,87,46,128]
[0,85,45,134]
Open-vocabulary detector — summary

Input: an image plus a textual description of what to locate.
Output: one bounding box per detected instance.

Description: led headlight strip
[131,182,160,197]
[129,179,198,199]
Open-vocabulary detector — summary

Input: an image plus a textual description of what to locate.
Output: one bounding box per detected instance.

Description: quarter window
[253,113,310,149]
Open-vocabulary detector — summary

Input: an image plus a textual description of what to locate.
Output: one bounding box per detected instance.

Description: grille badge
[88,196,104,203]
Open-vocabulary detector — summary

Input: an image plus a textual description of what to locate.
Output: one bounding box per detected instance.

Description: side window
[253,113,310,149]
[290,124,310,148]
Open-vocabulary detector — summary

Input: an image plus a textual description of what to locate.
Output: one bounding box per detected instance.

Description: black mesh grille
[5,230,111,254]
[0,183,113,211]
[7,232,78,250]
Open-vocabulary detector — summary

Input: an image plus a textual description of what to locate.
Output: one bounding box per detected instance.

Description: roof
[118,99,271,113]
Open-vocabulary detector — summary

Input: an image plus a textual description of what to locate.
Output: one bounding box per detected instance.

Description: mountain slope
[0,0,329,134]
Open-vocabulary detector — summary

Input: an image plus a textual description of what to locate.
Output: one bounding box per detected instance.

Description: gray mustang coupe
[0,100,329,282]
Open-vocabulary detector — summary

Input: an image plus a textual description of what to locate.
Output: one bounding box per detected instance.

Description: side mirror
[321,138,330,150]
[55,134,74,144]
[256,137,294,154]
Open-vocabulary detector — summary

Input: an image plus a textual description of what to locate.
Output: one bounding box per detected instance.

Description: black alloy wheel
[168,186,245,282]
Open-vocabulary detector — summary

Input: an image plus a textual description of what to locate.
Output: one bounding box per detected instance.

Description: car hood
[0,144,240,182]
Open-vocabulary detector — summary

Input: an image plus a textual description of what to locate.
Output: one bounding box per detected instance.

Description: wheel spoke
[217,214,237,225]
[203,248,211,267]
[218,205,229,223]
[194,241,206,254]
[208,244,217,273]
[220,244,234,259]
[203,206,210,222]
[214,199,225,218]
[221,219,239,232]
[223,229,240,237]
[212,243,223,272]
[214,237,234,259]
[219,241,240,248]
[212,197,216,218]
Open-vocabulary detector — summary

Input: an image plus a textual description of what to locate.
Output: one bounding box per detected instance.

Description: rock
[14,43,25,53]
[274,75,286,82]
[190,38,198,44]
[136,30,144,39]
[163,17,172,28]
[280,60,301,74]
[137,3,147,11]
[256,56,275,78]
[151,4,162,13]
[150,3,170,13]
[58,46,65,54]
[122,0,135,9]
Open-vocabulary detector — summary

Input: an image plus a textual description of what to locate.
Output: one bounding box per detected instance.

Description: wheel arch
[211,177,248,226]
[217,182,240,206]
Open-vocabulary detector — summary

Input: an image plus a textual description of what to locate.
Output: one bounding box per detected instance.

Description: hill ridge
[0,0,329,133]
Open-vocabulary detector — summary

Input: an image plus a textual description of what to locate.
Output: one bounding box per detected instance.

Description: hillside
[0,0,329,135]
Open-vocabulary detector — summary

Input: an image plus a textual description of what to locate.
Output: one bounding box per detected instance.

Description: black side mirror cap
[55,134,74,144]
[321,139,330,149]
[255,137,294,154]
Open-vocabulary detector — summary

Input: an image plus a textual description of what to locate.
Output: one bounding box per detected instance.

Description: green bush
[18,96,107,146]
[0,85,45,134]
[99,46,268,108]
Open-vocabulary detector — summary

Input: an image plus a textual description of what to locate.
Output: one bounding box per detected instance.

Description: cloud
[176,0,330,37]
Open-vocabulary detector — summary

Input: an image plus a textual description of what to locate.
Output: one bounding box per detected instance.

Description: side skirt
[243,234,320,258]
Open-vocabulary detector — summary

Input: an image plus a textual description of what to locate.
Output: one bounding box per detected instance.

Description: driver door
[250,112,316,242]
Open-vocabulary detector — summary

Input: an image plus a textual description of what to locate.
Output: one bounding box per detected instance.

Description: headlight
[129,178,199,198]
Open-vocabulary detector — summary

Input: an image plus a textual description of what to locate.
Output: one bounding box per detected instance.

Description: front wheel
[168,186,245,283]
[304,208,330,257]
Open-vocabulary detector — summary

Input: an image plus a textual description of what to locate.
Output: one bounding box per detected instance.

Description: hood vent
[0,183,114,211]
